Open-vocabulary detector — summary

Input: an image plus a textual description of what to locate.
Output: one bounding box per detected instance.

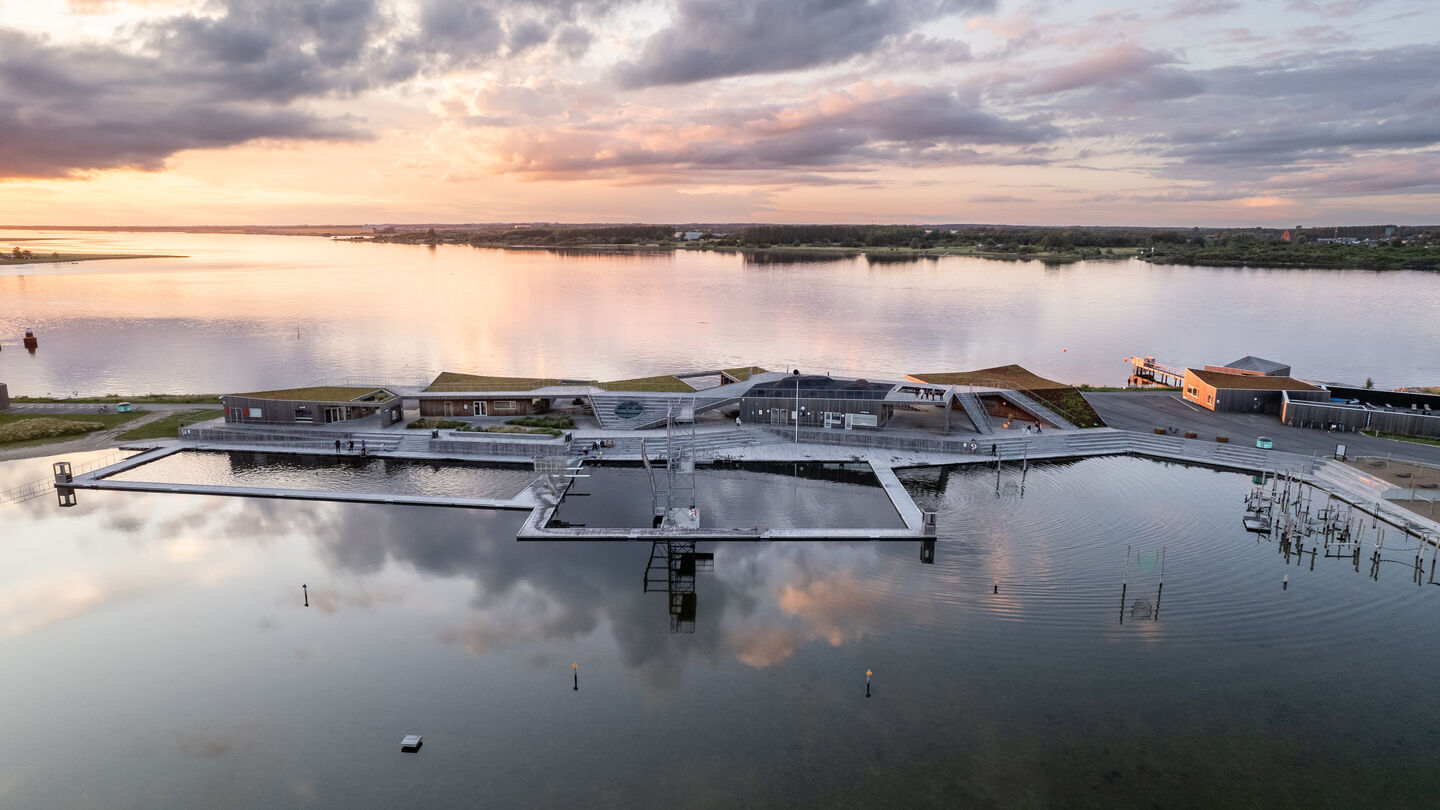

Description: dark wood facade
[221,395,403,427]
[1182,369,1321,414]
[0,382,8,410]
[1282,389,1440,438]
[418,397,550,418]
[739,395,892,429]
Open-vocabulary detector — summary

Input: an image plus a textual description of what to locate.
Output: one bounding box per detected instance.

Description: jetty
[6,362,1438,547]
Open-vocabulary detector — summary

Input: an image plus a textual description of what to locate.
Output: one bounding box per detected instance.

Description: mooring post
[302,584,308,607]
[865,669,872,698]
[573,663,579,691]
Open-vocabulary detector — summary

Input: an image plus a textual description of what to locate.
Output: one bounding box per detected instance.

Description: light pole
[794,373,800,443]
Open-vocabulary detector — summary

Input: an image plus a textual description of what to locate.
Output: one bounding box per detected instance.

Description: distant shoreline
[0,252,185,266]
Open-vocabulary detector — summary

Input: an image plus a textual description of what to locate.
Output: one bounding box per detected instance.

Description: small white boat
[401,734,423,752]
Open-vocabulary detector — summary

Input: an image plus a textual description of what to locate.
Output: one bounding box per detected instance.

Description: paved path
[1085,391,1440,466]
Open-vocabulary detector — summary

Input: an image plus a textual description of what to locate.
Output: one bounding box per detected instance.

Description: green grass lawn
[117,409,224,441]
[1364,430,1440,447]
[597,375,695,392]
[0,411,146,448]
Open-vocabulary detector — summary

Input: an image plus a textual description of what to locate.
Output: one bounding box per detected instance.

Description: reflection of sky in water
[550,462,902,529]
[110,449,536,500]
[3,452,1440,806]
[3,229,1440,394]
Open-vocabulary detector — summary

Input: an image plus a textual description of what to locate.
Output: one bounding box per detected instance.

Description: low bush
[463,424,563,436]
[505,415,574,429]
[407,418,467,430]
[0,417,104,444]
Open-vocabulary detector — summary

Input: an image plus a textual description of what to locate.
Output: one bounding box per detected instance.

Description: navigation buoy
[23,328,38,351]
[866,669,872,698]
[993,579,999,594]
[573,663,579,691]
[1283,574,1289,591]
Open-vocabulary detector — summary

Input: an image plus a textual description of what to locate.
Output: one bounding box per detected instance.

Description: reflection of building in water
[644,540,714,633]
[1119,545,1165,624]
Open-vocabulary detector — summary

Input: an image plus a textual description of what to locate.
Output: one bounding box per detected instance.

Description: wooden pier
[1125,355,1185,388]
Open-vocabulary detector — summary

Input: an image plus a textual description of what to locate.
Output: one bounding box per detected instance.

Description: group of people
[334,438,366,456]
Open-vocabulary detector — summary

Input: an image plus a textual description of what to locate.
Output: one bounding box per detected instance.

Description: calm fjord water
[5,231,1440,807]
[2,229,1439,392]
[3,455,1440,807]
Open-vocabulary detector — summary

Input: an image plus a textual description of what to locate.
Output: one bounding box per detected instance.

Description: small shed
[0,382,9,410]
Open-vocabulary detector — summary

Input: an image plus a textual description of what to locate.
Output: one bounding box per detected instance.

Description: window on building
[247,407,263,418]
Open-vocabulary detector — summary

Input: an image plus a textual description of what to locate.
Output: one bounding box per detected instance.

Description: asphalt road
[1084,391,1440,466]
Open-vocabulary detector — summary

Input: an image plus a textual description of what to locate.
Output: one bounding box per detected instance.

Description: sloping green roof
[597,375,696,393]
[232,386,394,402]
[909,365,1065,389]
[909,365,1105,428]
[721,366,769,382]
[425,373,584,392]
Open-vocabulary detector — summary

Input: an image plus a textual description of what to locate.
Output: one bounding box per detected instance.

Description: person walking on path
[360,439,367,456]
[335,439,341,454]
[991,443,997,457]
[348,440,354,452]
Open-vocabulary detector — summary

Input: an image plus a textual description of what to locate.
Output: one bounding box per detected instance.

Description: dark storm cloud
[491,87,1057,180]
[507,19,553,54]
[0,0,590,179]
[0,28,365,178]
[615,0,993,88]
[1144,44,1440,175]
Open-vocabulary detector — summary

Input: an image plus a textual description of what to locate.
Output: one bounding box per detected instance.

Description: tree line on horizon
[368,223,1440,269]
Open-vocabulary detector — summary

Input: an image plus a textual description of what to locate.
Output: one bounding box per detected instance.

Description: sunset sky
[1,0,1437,226]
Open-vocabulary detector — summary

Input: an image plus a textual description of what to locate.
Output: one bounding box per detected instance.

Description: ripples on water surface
[2,229,1439,394]
[3,453,1440,807]
[108,449,535,500]
[549,461,902,529]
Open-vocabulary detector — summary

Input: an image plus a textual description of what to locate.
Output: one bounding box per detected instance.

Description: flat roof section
[1187,369,1320,391]
[231,386,395,402]
[746,375,897,399]
[596,375,696,393]
[425,373,589,392]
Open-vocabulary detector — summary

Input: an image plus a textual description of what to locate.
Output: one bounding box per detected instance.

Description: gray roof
[1225,356,1288,374]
